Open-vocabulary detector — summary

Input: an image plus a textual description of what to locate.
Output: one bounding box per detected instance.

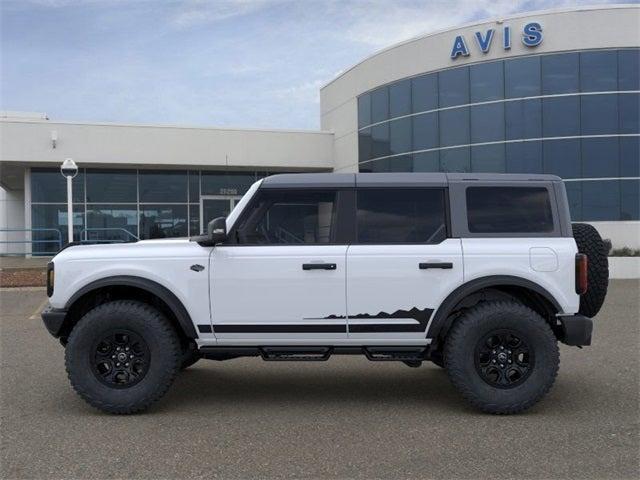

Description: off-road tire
[444,301,559,414]
[572,223,609,318]
[180,344,201,370]
[65,300,181,414]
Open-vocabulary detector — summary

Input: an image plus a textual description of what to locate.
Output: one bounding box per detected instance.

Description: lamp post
[60,158,78,244]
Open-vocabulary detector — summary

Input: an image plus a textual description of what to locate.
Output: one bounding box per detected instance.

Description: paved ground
[1,281,638,480]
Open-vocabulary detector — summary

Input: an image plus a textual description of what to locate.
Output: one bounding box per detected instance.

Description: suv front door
[346,187,463,343]
[209,188,349,343]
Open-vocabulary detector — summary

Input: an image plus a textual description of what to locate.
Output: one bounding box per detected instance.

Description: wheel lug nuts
[508,360,512,363]
[125,347,129,351]
[500,364,504,368]
[130,355,134,359]
[111,355,116,359]
[125,363,129,367]
[492,359,496,363]
[116,363,120,367]
[492,350,496,354]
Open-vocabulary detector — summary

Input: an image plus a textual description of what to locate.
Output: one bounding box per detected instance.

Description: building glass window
[389,79,411,118]
[542,96,580,137]
[439,108,469,147]
[580,51,618,92]
[188,170,200,203]
[86,170,137,203]
[371,123,390,158]
[621,180,640,220]
[581,137,619,178]
[31,169,85,203]
[439,66,469,108]
[470,61,504,102]
[139,205,188,239]
[189,205,200,236]
[413,151,440,172]
[358,94,371,128]
[581,94,618,135]
[543,139,581,179]
[541,52,579,95]
[389,117,412,155]
[440,147,470,172]
[359,128,372,162]
[86,205,138,241]
[471,144,505,172]
[582,180,620,221]
[471,103,504,143]
[356,188,446,244]
[505,56,540,98]
[620,137,640,177]
[506,142,543,173]
[31,204,84,252]
[619,93,639,134]
[411,73,438,113]
[370,86,389,124]
[505,99,542,140]
[618,49,640,91]
[139,170,188,203]
[565,182,582,221]
[412,112,438,151]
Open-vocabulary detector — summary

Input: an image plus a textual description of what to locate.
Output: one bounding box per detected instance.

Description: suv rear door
[346,183,463,343]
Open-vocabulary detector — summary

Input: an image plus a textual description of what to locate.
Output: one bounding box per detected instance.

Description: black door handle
[419,262,453,269]
[302,263,337,271]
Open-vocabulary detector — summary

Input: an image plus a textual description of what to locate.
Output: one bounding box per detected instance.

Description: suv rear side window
[356,188,447,243]
[236,190,338,244]
[466,186,554,233]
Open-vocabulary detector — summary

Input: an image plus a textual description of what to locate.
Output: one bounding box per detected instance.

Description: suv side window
[235,189,338,244]
[466,186,554,233]
[356,188,447,244]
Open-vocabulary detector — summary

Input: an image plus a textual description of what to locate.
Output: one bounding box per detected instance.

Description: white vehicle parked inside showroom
[42,173,609,414]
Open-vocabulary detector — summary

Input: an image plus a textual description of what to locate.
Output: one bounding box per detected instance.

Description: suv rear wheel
[65,300,181,414]
[444,301,559,414]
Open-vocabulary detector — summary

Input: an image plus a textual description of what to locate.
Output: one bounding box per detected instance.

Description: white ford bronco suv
[42,173,609,414]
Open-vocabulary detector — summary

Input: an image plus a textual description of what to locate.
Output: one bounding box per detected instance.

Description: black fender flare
[65,275,198,339]
[426,275,562,341]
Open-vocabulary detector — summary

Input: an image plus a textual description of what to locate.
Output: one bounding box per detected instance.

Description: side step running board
[363,346,427,362]
[199,346,430,362]
[260,346,332,361]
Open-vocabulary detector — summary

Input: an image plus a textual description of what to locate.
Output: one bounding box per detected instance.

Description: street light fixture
[60,158,78,244]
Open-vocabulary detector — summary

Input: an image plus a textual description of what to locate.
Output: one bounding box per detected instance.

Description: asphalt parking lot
[1,281,638,480]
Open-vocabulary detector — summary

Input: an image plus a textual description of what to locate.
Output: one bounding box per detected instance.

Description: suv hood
[52,238,209,263]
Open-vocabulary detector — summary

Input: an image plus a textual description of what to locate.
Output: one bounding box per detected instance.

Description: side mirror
[207,217,227,245]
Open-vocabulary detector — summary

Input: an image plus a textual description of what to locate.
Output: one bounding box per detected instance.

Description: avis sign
[450,22,543,59]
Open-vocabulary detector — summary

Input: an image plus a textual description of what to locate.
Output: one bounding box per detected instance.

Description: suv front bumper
[41,305,68,338]
[558,314,593,346]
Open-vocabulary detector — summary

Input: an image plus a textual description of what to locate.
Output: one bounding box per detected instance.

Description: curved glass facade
[357,48,640,221]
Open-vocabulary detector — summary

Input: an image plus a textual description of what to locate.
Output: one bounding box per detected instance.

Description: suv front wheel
[444,301,559,414]
[65,300,181,414]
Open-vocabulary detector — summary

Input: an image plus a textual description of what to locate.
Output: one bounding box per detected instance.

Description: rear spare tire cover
[572,223,609,317]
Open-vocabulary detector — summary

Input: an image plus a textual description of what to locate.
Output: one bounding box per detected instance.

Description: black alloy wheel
[91,329,150,388]
[474,329,534,388]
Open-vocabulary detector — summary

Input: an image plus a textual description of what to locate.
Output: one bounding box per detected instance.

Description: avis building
[1,5,638,255]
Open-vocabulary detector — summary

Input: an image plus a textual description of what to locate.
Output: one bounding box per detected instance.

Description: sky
[0,0,630,130]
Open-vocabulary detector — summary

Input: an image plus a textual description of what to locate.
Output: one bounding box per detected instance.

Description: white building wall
[0,120,335,171]
[0,187,25,255]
